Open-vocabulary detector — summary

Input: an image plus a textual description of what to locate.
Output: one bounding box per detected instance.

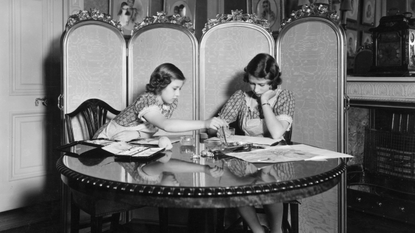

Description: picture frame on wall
[168,0,193,20]
[407,0,415,16]
[361,31,372,45]
[252,0,282,32]
[284,0,297,19]
[110,0,148,23]
[347,0,360,21]
[362,0,375,26]
[252,0,284,31]
[164,0,194,24]
[109,0,149,35]
[346,29,358,57]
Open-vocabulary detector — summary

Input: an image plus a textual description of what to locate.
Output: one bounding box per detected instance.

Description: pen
[270,141,280,146]
[270,139,287,146]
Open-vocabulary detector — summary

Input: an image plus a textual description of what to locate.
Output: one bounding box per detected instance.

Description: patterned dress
[218,89,294,138]
[94,92,178,139]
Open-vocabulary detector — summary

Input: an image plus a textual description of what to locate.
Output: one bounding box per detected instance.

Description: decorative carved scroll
[66,8,121,31]
[281,4,340,30]
[133,12,195,34]
[202,10,271,35]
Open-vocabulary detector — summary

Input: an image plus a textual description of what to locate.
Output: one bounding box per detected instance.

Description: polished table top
[57,140,346,208]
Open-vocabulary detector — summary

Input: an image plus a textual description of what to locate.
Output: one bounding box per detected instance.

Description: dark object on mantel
[369,14,415,76]
[354,49,373,76]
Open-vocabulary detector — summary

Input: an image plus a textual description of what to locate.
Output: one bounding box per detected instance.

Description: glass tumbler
[180,135,195,157]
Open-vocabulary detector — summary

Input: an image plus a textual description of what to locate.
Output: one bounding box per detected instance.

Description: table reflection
[65,146,333,190]
[59,141,345,207]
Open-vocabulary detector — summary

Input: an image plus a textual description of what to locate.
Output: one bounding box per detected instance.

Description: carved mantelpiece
[347,76,415,103]
[346,76,415,165]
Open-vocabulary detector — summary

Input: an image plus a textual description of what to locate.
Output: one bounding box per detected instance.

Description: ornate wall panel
[199,22,274,119]
[129,24,198,124]
[10,0,57,95]
[347,107,369,165]
[10,113,49,180]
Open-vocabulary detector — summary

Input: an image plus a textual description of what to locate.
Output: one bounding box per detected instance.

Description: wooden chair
[65,98,121,143]
[64,98,137,233]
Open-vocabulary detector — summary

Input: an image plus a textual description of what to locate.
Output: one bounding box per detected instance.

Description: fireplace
[346,78,415,225]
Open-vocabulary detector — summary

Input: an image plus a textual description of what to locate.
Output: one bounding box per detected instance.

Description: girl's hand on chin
[261,90,276,103]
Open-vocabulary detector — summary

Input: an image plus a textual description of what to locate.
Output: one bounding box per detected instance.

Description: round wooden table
[57,141,346,232]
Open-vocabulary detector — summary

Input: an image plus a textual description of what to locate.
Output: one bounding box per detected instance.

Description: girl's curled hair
[146,63,185,94]
[243,53,282,89]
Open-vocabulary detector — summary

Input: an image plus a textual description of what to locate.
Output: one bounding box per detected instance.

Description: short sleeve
[112,93,159,127]
[135,93,159,121]
[274,89,295,129]
[138,105,159,121]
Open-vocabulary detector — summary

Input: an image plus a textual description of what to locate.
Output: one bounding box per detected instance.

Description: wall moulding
[347,80,415,103]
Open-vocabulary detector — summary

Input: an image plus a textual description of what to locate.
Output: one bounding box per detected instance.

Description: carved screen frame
[62,20,128,114]
[276,16,347,233]
[127,23,198,137]
[276,17,347,152]
[199,22,275,122]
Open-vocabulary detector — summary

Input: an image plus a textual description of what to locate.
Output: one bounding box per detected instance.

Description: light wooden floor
[1,204,415,233]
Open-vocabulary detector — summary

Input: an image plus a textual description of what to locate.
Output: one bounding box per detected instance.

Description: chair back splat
[65,99,120,143]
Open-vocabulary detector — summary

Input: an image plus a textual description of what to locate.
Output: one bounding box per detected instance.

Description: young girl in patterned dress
[217,53,295,233]
[94,63,227,142]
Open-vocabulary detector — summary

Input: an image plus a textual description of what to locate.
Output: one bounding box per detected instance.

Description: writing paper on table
[102,141,165,162]
[102,141,161,156]
[226,144,353,163]
[224,135,279,146]
[129,137,180,146]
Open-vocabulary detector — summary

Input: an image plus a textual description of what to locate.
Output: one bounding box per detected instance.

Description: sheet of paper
[102,142,148,156]
[225,135,280,146]
[225,144,353,163]
[84,139,116,146]
[129,137,180,146]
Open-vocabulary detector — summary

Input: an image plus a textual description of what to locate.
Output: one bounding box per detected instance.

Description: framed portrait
[167,0,193,20]
[361,31,372,45]
[347,0,360,21]
[110,0,149,23]
[408,0,415,16]
[252,0,282,32]
[346,29,358,57]
[362,0,375,25]
[284,0,297,19]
